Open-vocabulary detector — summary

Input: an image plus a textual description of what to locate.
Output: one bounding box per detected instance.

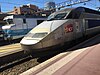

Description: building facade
[7,4,39,15]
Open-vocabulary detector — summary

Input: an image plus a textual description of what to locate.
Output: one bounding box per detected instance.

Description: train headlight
[20,38,39,45]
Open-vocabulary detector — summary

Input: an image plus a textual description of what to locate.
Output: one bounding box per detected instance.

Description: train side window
[88,20,100,28]
[23,19,26,23]
[74,12,80,19]
[66,12,73,19]
[66,9,82,19]
[66,11,77,19]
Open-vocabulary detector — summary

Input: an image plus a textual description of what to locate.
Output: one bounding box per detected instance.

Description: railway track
[0,41,73,75]
[0,43,67,74]
[0,50,65,75]
[0,34,99,75]
[0,55,32,71]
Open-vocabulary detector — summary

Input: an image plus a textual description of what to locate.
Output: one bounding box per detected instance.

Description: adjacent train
[20,7,100,56]
[2,15,47,40]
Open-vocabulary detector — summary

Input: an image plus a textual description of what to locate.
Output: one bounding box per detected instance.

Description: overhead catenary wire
[0,0,100,12]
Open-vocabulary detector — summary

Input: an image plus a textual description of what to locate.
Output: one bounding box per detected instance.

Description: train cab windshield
[47,13,67,21]
[47,8,84,20]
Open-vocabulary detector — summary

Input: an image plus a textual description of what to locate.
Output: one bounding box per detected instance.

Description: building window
[23,19,26,23]
[15,12,18,14]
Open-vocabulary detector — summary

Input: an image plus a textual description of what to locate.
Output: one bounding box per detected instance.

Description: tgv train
[2,15,47,40]
[20,7,100,56]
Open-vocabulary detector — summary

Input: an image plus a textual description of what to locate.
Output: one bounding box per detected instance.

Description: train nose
[20,39,41,54]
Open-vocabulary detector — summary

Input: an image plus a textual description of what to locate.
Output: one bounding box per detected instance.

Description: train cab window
[47,13,67,20]
[54,13,67,20]
[47,13,55,21]
[32,32,48,38]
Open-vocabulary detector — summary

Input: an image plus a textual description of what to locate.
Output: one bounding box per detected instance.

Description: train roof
[55,7,100,15]
[76,7,100,15]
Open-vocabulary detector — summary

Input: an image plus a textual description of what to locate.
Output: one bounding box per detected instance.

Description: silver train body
[20,7,100,56]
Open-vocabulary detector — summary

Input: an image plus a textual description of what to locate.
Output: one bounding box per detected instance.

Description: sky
[0,0,100,12]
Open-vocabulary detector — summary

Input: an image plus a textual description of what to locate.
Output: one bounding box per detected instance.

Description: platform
[0,43,22,57]
[20,34,100,75]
